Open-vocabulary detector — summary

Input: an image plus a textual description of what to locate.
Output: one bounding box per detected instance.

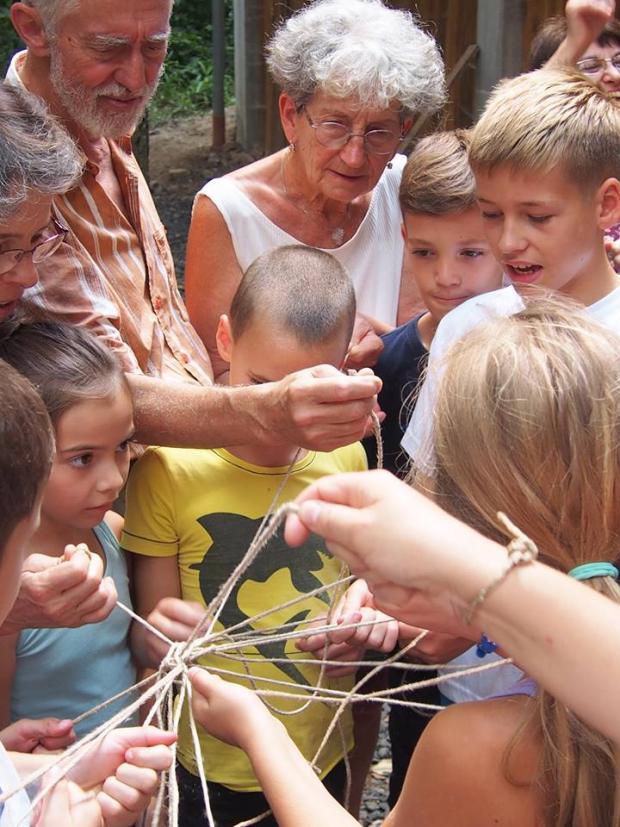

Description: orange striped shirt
[8,52,213,386]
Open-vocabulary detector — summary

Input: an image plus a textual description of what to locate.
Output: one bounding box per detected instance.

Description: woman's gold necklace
[280,152,352,246]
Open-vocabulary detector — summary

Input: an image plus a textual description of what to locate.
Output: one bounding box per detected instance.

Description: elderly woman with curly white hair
[185,0,445,380]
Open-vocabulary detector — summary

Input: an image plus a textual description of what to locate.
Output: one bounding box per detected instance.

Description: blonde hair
[400,129,476,215]
[432,298,620,827]
[469,68,620,190]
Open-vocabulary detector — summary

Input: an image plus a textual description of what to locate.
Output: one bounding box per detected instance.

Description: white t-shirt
[402,285,620,471]
[403,284,620,702]
[0,744,30,827]
[197,154,407,326]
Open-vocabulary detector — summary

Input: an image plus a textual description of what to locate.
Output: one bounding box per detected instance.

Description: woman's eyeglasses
[0,217,68,277]
[577,53,620,75]
[302,108,402,156]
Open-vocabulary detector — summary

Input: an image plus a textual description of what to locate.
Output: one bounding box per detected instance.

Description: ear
[279,92,300,146]
[596,177,620,229]
[10,2,52,57]
[215,314,233,365]
[400,116,414,138]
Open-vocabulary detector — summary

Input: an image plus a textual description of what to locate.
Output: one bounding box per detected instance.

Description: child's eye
[528,214,552,224]
[480,211,502,220]
[117,439,132,453]
[410,248,433,258]
[461,249,485,258]
[69,453,93,468]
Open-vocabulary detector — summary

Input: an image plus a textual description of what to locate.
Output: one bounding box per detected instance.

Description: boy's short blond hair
[399,129,476,215]
[469,67,620,189]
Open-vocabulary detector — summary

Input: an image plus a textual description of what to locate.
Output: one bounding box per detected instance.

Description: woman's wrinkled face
[281,90,410,202]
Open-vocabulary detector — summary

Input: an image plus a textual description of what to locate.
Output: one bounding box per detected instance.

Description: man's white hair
[24,0,80,32]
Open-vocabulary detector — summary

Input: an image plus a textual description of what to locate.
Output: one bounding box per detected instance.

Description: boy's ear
[596,178,620,229]
[215,315,233,365]
[10,3,52,57]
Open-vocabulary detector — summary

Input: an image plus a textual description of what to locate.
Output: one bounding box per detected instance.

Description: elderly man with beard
[5,0,379,455]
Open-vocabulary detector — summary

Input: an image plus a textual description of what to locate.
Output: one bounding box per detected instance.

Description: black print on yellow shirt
[190,512,332,687]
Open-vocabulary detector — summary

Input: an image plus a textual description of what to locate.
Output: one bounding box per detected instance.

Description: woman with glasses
[185,0,445,380]
[529,0,620,92]
[0,82,82,322]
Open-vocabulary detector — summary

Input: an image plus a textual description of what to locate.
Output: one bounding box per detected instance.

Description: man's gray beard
[49,49,158,139]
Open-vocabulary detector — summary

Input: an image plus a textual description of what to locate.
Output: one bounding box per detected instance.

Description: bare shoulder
[388,697,542,827]
[104,510,124,541]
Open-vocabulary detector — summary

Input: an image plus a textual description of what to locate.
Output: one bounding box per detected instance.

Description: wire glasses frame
[0,216,68,277]
[302,107,403,156]
[577,53,620,74]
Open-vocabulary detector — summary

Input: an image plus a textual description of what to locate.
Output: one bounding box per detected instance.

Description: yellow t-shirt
[122,445,367,791]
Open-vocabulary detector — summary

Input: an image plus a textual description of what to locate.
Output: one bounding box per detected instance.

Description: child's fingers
[124,743,174,771]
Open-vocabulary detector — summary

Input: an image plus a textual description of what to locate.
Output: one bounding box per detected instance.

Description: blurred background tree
[151,0,235,125]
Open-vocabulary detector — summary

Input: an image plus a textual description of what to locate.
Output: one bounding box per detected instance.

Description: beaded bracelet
[463,512,539,626]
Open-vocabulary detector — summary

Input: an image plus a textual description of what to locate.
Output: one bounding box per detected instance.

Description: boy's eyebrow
[409,236,487,246]
[478,196,552,208]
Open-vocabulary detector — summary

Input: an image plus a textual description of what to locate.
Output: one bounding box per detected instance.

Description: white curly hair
[266,0,445,117]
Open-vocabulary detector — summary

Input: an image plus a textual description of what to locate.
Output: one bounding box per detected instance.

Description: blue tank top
[11,522,137,736]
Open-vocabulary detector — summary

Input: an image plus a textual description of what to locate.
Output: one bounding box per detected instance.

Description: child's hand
[34,777,101,826]
[95,732,176,827]
[67,726,175,794]
[296,580,400,676]
[189,668,276,750]
[345,315,384,370]
[565,0,616,54]
[0,717,75,753]
[141,598,206,665]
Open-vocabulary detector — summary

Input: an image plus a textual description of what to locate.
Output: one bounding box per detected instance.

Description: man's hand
[345,314,385,370]
[0,718,75,753]
[1,546,117,635]
[265,365,381,452]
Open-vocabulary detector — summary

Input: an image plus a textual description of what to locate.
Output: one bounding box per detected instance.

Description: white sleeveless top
[197,154,407,326]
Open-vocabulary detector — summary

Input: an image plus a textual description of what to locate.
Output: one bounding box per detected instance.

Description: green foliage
[150,0,235,125]
[0,5,22,72]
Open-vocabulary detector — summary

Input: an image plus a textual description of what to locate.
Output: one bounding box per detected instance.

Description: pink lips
[506,263,543,284]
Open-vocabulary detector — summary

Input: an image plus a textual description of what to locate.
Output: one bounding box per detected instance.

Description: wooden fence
[261,0,592,150]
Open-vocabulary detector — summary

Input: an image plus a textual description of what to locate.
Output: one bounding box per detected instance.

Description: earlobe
[215,315,233,364]
[10,2,52,57]
[597,177,620,229]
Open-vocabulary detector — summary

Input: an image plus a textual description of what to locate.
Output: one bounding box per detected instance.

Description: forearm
[441,542,620,742]
[128,374,269,448]
[243,719,359,827]
[545,36,588,67]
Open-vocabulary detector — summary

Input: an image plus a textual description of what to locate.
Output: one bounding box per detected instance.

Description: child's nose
[435,260,460,287]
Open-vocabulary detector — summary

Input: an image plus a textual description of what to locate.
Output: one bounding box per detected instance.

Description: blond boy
[403,66,620,468]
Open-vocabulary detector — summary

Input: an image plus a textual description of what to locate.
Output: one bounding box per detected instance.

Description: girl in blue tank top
[0,320,137,737]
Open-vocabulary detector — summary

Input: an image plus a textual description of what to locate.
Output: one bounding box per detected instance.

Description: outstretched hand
[189,668,276,750]
[565,0,616,55]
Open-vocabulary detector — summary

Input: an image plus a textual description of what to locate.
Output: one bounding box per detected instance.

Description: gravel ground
[151,115,393,826]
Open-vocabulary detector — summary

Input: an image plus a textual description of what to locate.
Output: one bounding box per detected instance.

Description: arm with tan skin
[546,0,616,68]
[127,366,380,452]
[283,470,620,745]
